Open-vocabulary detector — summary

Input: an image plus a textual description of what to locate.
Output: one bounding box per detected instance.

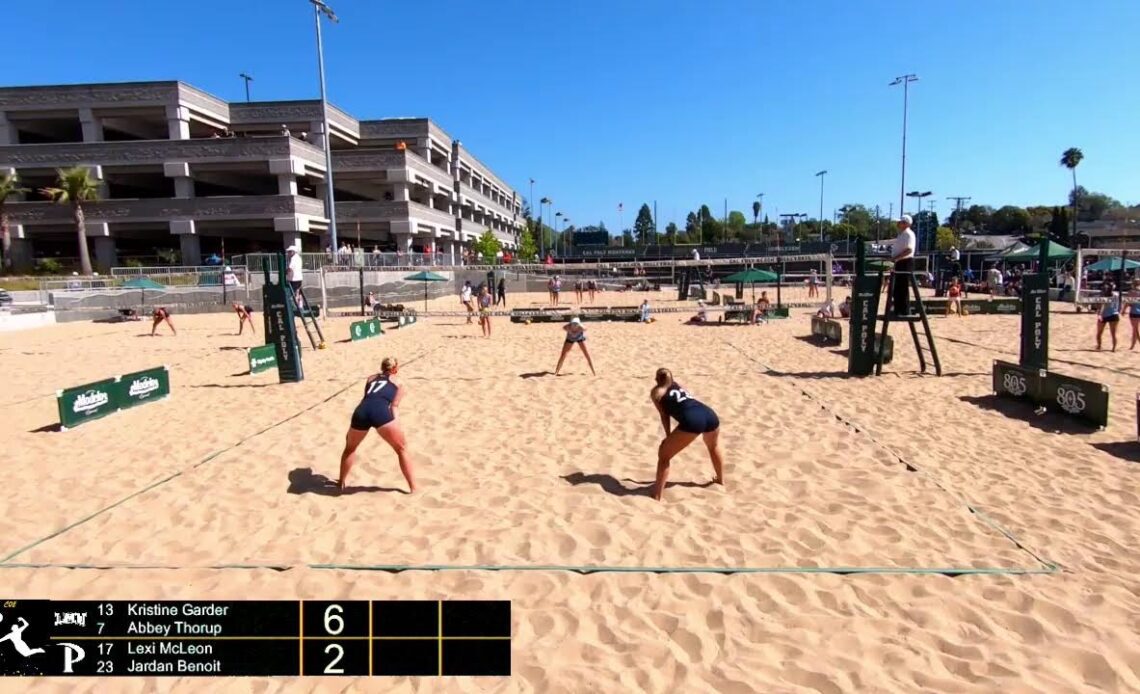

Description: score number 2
[323,604,344,674]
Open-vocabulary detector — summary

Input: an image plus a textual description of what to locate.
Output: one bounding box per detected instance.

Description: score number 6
[323,604,344,675]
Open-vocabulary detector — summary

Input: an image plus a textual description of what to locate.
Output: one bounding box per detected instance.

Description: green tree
[1060,147,1083,244]
[633,203,655,244]
[726,211,747,240]
[838,204,874,238]
[964,205,995,232]
[471,229,502,263]
[684,211,700,239]
[664,222,679,243]
[991,205,1032,235]
[517,226,537,262]
[1047,206,1070,245]
[752,201,761,223]
[934,226,959,251]
[40,166,101,275]
[1069,187,1121,222]
[0,173,29,272]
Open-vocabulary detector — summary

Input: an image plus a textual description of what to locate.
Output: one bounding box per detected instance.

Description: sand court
[5,310,1041,574]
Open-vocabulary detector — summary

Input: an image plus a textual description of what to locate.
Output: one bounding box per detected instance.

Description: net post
[825,250,834,304]
[1074,247,1083,305]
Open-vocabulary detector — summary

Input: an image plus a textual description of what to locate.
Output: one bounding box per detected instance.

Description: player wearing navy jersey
[649,367,724,501]
[150,307,175,336]
[339,357,415,492]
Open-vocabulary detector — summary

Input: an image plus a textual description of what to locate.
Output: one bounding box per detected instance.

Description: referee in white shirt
[890,215,917,316]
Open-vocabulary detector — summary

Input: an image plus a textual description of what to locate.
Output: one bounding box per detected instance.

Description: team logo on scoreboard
[0,605,86,675]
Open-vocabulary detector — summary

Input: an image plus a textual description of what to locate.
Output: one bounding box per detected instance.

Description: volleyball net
[1073,248,1140,309]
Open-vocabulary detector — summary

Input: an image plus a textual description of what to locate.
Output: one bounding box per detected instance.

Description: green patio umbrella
[723,268,779,299]
[1084,257,1140,272]
[404,270,449,311]
[1003,240,1074,262]
[121,277,165,289]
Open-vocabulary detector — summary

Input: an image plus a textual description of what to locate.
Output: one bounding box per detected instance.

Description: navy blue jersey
[361,376,398,406]
[659,382,701,419]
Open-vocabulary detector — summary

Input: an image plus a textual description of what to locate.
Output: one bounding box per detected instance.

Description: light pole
[555,212,563,255]
[562,217,570,255]
[239,73,253,102]
[539,197,551,258]
[814,170,827,242]
[889,74,918,216]
[310,0,340,254]
[907,190,932,251]
[528,178,535,258]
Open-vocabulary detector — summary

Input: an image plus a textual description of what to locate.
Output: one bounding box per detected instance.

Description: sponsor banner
[263,281,302,383]
[992,360,1043,403]
[921,298,1021,315]
[811,317,843,343]
[1040,370,1109,429]
[119,366,170,410]
[848,274,882,376]
[57,378,120,431]
[248,344,278,374]
[350,319,384,341]
[1020,273,1050,370]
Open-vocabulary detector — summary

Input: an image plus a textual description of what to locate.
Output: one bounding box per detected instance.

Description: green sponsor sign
[992,360,1043,403]
[921,298,1021,315]
[56,367,171,430]
[811,317,843,343]
[991,361,1107,429]
[1020,273,1050,370]
[248,344,278,374]
[848,274,882,376]
[57,377,120,431]
[119,366,170,410]
[350,319,384,341]
[1040,370,1108,429]
[264,281,303,383]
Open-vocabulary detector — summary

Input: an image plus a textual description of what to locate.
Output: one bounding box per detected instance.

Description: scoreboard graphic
[0,600,510,677]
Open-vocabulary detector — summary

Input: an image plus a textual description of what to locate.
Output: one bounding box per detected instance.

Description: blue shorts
[350,400,394,430]
[675,404,720,434]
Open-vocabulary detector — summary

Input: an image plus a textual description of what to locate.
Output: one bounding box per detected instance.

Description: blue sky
[10,1,1139,232]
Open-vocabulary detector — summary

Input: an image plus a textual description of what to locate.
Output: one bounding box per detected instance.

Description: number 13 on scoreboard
[301,602,370,676]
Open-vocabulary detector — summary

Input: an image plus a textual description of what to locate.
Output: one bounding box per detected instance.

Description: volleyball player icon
[0,614,45,658]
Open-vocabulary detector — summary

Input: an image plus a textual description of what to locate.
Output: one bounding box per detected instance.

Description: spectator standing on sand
[460,280,475,324]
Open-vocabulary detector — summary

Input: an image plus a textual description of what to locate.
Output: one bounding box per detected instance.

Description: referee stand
[875,264,942,376]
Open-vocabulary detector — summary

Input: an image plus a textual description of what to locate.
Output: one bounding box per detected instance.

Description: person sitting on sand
[839,296,852,319]
[1097,281,1121,352]
[649,367,725,502]
[339,357,415,493]
[233,302,256,335]
[946,277,964,317]
[751,292,771,324]
[815,298,836,319]
[686,301,709,325]
[555,317,596,376]
[151,307,175,336]
[639,299,652,323]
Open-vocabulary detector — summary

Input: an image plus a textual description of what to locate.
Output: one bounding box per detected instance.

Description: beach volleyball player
[232,302,255,335]
[339,357,415,493]
[555,317,596,376]
[150,307,175,336]
[649,368,725,501]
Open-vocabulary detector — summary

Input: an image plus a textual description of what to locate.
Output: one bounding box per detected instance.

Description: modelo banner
[56,366,171,431]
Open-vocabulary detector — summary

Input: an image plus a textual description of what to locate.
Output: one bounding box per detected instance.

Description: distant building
[1076,220,1140,249]
[0,81,522,271]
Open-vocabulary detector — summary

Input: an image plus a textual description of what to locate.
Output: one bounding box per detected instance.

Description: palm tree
[1060,147,1083,246]
[752,200,760,224]
[0,173,29,272]
[40,166,101,275]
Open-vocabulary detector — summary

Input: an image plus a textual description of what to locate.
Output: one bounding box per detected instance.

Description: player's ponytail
[654,368,672,388]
